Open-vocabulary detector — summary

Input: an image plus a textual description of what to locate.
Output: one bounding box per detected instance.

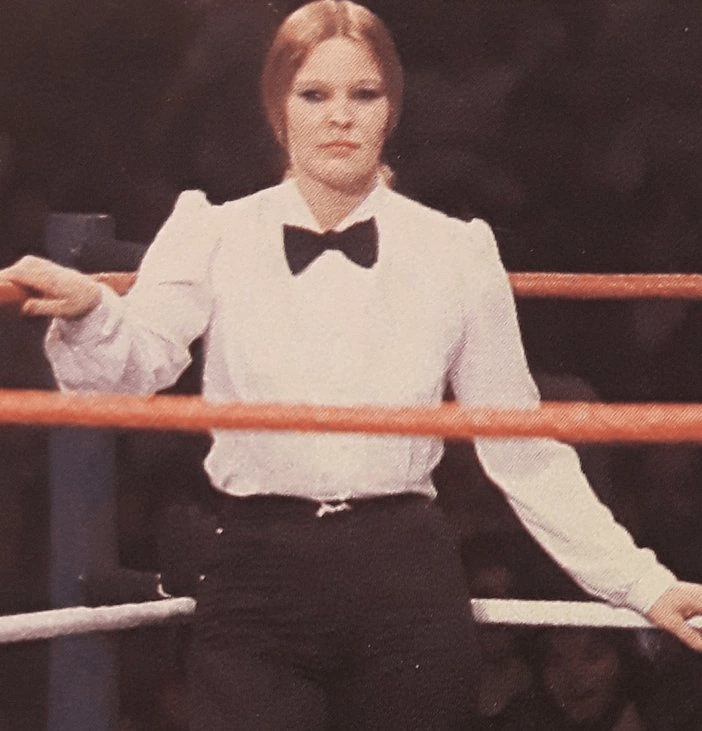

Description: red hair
[261,0,403,149]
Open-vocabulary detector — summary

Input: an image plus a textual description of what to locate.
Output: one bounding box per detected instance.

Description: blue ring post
[45,213,119,731]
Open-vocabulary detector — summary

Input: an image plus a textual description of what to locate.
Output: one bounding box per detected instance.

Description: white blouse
[45,178,677,615]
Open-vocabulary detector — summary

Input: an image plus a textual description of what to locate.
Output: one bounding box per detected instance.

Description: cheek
[285,102,305,142]
[364,103,390,145]
[284,104,317,160]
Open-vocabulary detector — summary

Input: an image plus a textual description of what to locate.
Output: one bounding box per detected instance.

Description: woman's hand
[646,582,702,651]
[0,255,102,319]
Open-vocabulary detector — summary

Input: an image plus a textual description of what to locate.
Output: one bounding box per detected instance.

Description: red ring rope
[0,389,700,442]
[3,272,702,306]
[0,280,29,307]
[510,272,702,299]
[1,271,701,441]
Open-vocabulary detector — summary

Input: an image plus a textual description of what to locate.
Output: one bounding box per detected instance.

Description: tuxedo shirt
[45,178,677,614]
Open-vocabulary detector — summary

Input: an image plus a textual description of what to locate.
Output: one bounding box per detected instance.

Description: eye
[351,87,384,101]
[298,88,326,103]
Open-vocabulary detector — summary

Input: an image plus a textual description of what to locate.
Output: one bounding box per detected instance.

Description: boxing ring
[2,222,702,727]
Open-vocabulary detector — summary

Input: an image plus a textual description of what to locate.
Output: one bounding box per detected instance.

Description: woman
[2,2,702,729]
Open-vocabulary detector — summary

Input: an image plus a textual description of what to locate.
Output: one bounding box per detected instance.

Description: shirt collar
[280,176,385,233]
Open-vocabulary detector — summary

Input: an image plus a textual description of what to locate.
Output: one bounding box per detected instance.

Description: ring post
[45,213,119,731]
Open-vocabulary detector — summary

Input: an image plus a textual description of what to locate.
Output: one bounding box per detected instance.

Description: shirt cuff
[625,566,679,616]
[48,284,122,346]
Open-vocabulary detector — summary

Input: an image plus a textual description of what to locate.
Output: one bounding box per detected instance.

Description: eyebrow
[292,77,383,87]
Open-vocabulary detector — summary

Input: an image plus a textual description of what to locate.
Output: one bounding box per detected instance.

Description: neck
[294,172,376,231]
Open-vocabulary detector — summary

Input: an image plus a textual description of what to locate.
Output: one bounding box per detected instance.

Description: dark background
[1,1,702,728]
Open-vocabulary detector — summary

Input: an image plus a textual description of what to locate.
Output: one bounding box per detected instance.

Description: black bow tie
[283,218,378,275]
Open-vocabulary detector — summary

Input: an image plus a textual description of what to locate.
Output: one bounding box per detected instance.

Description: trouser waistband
[214,491,430,521]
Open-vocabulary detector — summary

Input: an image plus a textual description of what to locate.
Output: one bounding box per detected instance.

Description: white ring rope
[0,598,196,644]
[2,598,702,644]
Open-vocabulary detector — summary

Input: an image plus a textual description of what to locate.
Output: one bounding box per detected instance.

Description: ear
[274,121,287,148]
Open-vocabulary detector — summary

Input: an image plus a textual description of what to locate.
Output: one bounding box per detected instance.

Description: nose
[327,95,353,127]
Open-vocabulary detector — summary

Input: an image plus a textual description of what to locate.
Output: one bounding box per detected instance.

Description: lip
[320,141,360,152]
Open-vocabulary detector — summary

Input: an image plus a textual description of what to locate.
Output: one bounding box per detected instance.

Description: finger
[5,256,76,299]
[21,298,69,318]
[675,626,702,653]
[2,256,53,289]
[659,614,702,652]
[26,263,72,299]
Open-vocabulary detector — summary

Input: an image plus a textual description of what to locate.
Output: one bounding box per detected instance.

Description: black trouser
[188,493,480,730]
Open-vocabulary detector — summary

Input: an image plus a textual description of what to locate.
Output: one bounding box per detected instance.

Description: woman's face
[285,36,390,195]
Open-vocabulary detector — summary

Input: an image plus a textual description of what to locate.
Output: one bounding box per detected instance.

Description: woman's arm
[447,219,702,649]
[2,190,215,395]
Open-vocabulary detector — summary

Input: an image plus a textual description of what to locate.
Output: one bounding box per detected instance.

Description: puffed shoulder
[459,216,511,283]
[171,185,279,221]
[207,182,286,215]
[134,189,221,286]
[437,210,498,254]
[172,188,211,208]
[421,209,507,288]
[462,216,497,244]
[157,188,215,234]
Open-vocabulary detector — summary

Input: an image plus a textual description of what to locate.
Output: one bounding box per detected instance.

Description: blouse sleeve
[447,218,677,615]
[44,190,216,395]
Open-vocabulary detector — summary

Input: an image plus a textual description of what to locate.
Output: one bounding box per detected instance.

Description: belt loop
[315,501,352,518]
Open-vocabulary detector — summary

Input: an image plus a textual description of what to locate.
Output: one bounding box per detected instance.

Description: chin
[319,166,376,195]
